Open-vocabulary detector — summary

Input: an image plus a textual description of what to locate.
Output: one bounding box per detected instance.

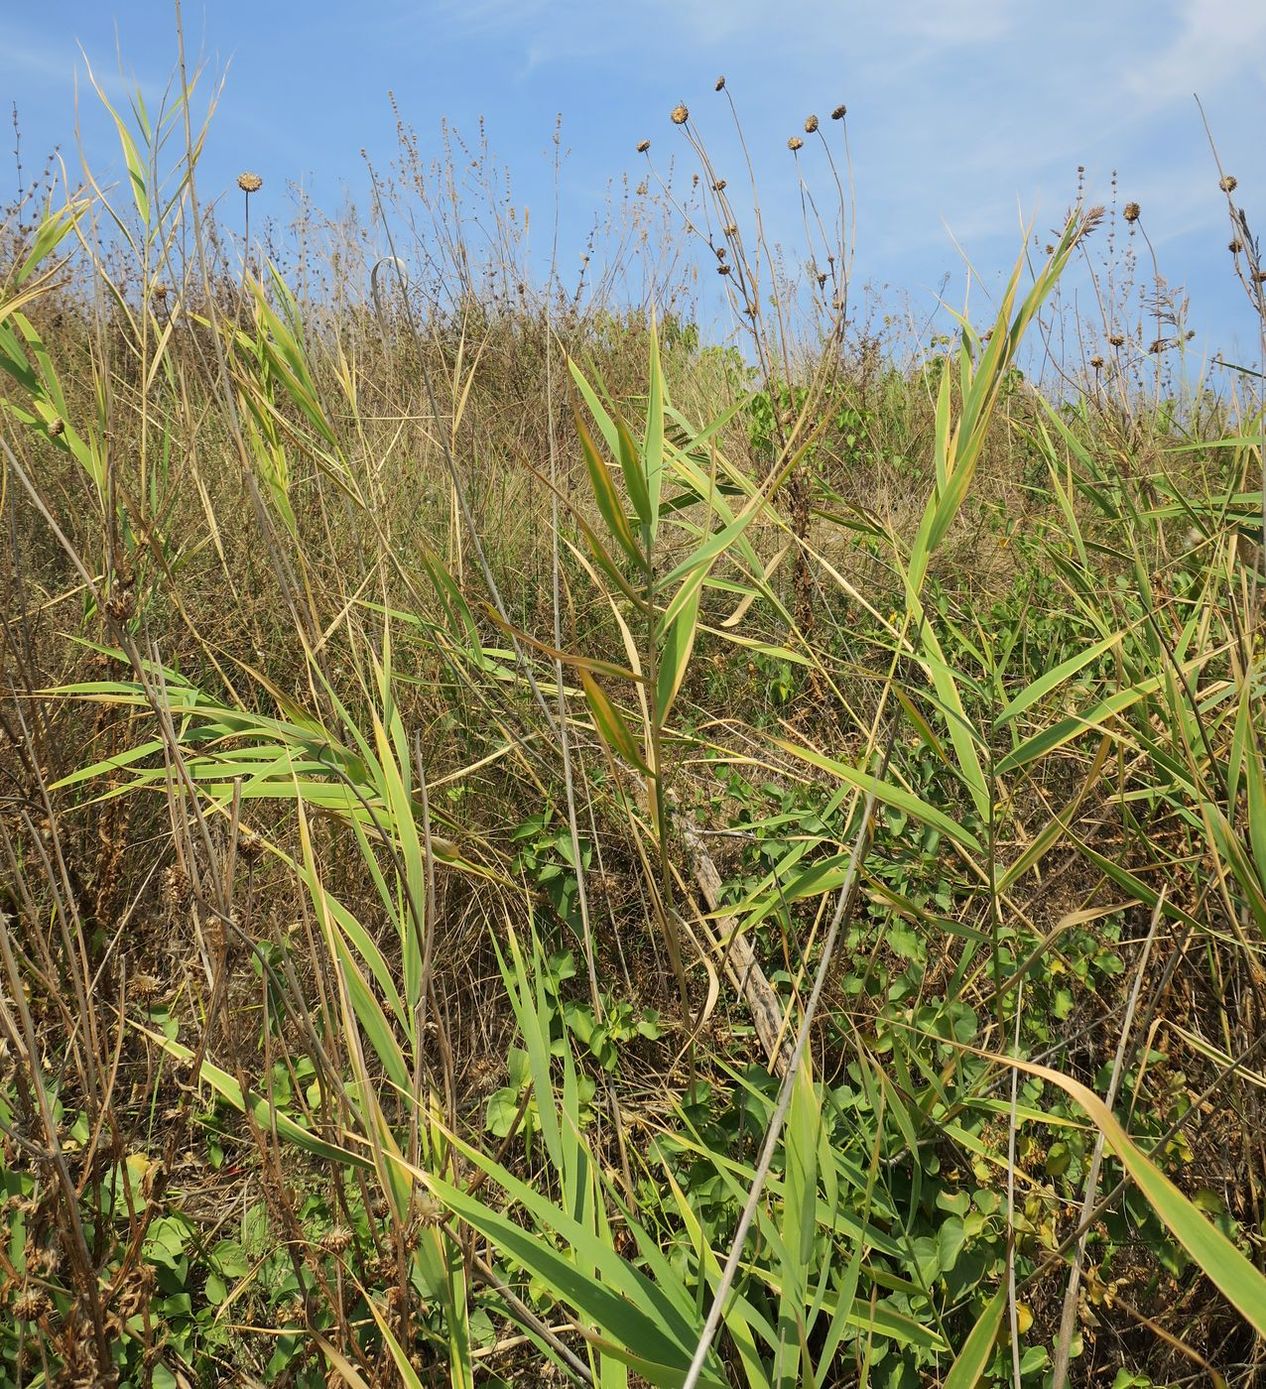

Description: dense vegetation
[2,57,1265,1389]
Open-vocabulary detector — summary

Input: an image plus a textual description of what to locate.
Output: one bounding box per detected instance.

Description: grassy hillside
[1,69,1265,1389]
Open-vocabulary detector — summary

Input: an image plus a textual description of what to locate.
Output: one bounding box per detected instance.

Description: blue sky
[4,1,1265,364]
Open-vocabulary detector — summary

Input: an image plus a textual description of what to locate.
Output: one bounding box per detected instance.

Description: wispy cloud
[1124,0,1266,109]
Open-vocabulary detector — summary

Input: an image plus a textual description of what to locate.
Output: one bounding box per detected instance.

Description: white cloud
[1124,0,1266,108]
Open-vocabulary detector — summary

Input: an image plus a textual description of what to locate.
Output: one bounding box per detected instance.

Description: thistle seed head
[1123,201,1141,223]
[1219,174,1238,193]
[788,136,804,152]
[237,171,263,194]
[12,1289,49,1323]
[322,1226,355,1254]
[636,139,650,153]
[670,103,689,126]
[831,104,847,120]
[804,114,819,133]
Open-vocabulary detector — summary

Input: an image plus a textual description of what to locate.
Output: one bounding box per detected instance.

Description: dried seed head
[714,75,726,92]
[162,864,191,913]
[1090,355,1104,370]
[1219,174,1238,193]
[237,171,263,194]
[1077,205,1106,241]
[670,103,689,126]
[321,1226,354,1254]
[1108,333,1125,347]
[718,263,732,275]
[1148,337,1167,354]
[130,973,162,1001]
[724,222,738,236]
[831,104,847,120]
[1254,269,1266,284]
[151,283,169,300]
[713,178,727,191]
[12,1288,49,1323]
[788,136,804,152]
[1229,238,1244,253]
[238,826,265,864]
[47,416,65,437]
[105,586,135,624]
[804,114,819,134]
[636,139,650,154]
[416,1196,445,1227]
[1123,201,1141,223]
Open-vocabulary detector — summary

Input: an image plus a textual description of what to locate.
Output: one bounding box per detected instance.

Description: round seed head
[1123,201,1141,223]
[718,263,732,275]
[322,1226,355,1254]
[831,104,847,120]
[152,282,169,300]
[715,75,726,91]
[804,114,819,133]
[788,136,804,152]
[1229,238,1244,253]
[670,103,689,126]
[237,171,263,194]
[12,1289,49,1323]
[1090,355,1104,370]
[636,139,650,153]
[1108,333,1125,347]
[713,178,727,191]
[1219,174,1238,193]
